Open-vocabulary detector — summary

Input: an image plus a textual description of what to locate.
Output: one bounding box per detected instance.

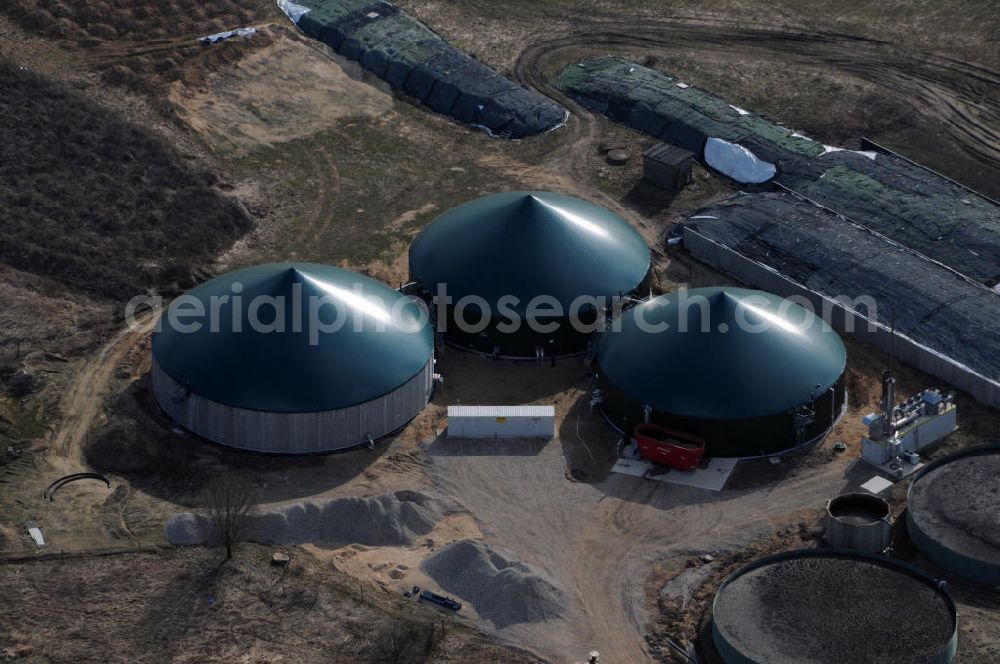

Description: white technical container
[447,405,555,439]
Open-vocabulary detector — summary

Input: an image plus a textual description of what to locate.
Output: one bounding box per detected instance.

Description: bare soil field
[168,28,393,155]
[1,1,999,662]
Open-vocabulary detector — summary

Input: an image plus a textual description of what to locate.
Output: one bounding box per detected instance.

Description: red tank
[634,423,706,471]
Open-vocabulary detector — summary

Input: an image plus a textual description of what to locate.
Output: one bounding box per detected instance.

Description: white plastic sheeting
[821,144,878,161]
[199,27,257,45]
[277,0,311,23]
[27,524,45,547]
[704,137,776,184]
[791,131,877,161]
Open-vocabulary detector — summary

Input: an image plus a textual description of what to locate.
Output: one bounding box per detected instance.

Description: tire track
[48,313,156,464]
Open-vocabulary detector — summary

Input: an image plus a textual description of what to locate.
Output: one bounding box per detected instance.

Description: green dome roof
[152,263,433,413]
[409,191,650,314]
[598,288,846,419]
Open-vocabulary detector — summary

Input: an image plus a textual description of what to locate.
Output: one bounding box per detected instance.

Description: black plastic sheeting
[682,192,1000,384]
[288,0,567,138]
[555,57,1000,283]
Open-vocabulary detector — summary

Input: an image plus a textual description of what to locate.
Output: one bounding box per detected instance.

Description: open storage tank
[824,492,892,554]
[711,549,958,664]
[907,443,1000,585]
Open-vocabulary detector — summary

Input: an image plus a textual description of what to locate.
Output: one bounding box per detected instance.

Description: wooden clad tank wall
[152,357,433,453]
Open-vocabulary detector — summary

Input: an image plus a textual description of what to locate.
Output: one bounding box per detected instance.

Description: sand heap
[165,490,442,548]
[421,539,567,628]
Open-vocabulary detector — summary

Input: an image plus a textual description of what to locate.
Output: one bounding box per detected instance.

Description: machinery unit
[447,405,555,439]
[634,423,706,470]
[861,369,957,473]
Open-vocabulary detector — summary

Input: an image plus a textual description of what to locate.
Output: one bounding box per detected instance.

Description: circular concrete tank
[711,549,957,664]
[824,493,892,554]
[907,443,1000,585]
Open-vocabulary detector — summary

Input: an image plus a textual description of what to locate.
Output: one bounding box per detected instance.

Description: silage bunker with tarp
[681,191,1000,408]
[554,57,1000,284]
[278,0,567,138]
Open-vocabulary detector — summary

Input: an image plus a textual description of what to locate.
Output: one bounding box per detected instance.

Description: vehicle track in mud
[500,8,1000,184]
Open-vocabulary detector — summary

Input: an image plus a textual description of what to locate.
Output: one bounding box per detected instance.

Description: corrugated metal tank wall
[152,357,433,453]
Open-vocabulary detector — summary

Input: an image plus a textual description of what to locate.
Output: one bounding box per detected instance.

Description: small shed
[643,143,695,191]
[447,405,555,439]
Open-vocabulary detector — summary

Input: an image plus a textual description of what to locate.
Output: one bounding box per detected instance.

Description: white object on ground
[675,82,690,89]
[26,524,45,547]
[199,27,257,44]
[277,0,311,23]
[728,104,750,116]
[861,476,894,494]
[447,405,555,439]
[821,144,877,161]
[704,137,776,184]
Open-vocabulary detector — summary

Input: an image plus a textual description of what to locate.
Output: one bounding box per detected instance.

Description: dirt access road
[48,313,156,465]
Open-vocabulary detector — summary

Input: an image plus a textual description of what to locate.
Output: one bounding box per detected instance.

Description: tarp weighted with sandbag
[279,0,567,138]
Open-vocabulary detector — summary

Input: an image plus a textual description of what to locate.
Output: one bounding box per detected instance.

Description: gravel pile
[164,490,442,547]
[713,555,955,664]
[421,539,566,628]
[909,452,1000,563]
